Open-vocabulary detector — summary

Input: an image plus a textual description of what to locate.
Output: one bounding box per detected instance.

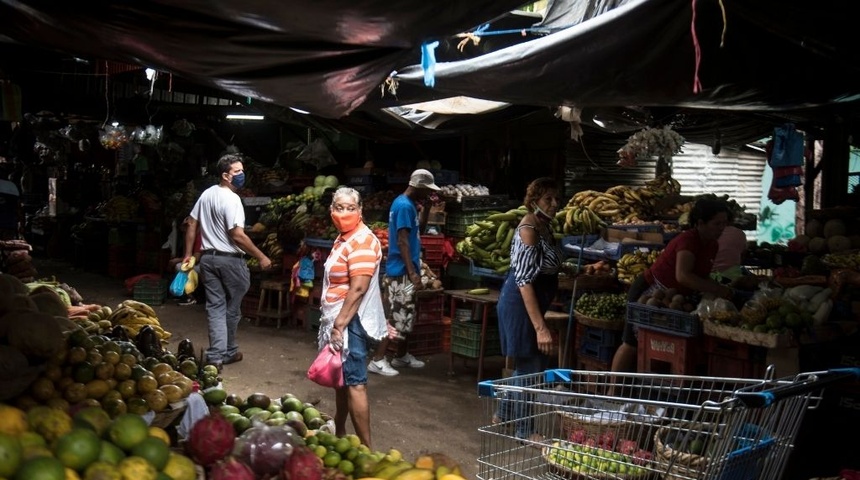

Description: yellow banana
[120,299,157,318]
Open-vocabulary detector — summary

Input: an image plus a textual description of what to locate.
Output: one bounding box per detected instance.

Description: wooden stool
[256,279,292,329]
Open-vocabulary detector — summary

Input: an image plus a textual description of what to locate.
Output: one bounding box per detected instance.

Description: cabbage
[314,175,327,187]
[324,175,339,188]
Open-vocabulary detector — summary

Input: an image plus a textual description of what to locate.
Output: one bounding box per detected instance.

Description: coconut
[827,235,852,253]
[805,219,823,237]
[808,237,828,254]
[823,219,847,238]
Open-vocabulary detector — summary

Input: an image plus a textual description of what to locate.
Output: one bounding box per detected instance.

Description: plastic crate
[406,322,446,356]
[444,211,490,237]
[133,278,168,306]
[450,321,501,358]
[444,194,510,212]
[579,324,622,346]
[579,339,615,363]
[469,259,507,281]
[627,301,701,337]
[242,293,260,320]
[429,169,460,186]
[416,294,445,325]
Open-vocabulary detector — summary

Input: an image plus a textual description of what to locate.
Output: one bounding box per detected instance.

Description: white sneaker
[368,358,399,376]
[391,353,425,369]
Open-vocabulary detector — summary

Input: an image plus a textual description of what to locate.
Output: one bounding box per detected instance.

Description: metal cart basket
[477,368,859,480]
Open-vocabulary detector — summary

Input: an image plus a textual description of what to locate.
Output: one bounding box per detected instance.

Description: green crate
[450,321,501,358]
[133,278,168,306]
[444,211,493,237]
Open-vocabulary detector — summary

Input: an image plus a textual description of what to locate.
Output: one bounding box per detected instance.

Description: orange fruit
[84,380,111,400]
[158,385,183,404]
[30,377,57,401]
[44,365,64,382]
[0,432,23,477]
[0,404,29,436]
[101,398,127,419]
[120,354,138,368]
[13,456,65,480]
[148,363,173,379]
[83,460,122,480]
[136,375,158,395]
[72,362,96,384]
[105,379,118,391]
[130,366,149,382]
[101,390,123,406]
[112,363,132,382]
[46,398,70,412]
[64,466,81,480]
[63,383,88,405]
[147,427,170,446]
[143,390,168,413]
[117,456,156,480]
[67,347,88,365]
[102,351,121,366]
[126,398,149,416]
[108,414,149,452]
[53,428,101,471]
[73,407,112,437]
[161,453,196,480]
[130,436,170,470]
[155,373,174,387]
[94,363,115,381]
[172,378,193,398]
[86,351,103,366]
[116,380,137,400]
[56,376,74,392]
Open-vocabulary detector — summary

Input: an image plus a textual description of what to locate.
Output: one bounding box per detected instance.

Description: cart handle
[733,368,860,408]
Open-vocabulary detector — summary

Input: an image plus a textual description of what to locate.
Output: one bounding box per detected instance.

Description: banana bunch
[567,190,630,222]
[455,208,530,275]
[108,299,172,342]
[72,305,114,335]
[616,249,662,284]
[286,210,311,231]
[557,205,605,235]
[643,173,682,197]
[258,232,284,259]
[99,195,139,222]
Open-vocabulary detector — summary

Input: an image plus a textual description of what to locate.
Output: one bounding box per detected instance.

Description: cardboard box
[604,228,665,245]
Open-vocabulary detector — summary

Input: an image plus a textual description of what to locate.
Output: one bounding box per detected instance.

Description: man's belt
[201,250,245,258]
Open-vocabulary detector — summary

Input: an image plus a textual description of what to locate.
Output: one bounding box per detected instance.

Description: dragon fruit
[209,456,254,480]
[618,439,638,456]
[284,445,324,480]
[186,413,236,467]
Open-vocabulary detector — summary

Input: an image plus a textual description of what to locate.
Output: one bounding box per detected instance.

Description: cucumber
[466,288,490,295]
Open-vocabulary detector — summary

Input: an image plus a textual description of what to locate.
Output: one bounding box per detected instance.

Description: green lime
[337,459,354,475]
[323,451,341,468]
[313,445,328,459]
[333,437,351,455]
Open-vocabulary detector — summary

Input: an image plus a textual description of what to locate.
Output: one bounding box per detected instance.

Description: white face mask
[532,202,552,221]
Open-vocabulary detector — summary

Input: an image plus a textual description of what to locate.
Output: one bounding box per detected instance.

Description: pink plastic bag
[307,345,343,388]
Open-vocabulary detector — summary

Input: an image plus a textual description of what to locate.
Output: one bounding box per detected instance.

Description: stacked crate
[388,293,446,356]
[420,234,445,277]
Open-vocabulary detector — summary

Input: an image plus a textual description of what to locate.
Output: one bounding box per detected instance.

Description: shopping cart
[477,367,859,480]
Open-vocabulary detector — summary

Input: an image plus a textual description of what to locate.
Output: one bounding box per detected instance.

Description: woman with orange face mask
[316,187,387,448]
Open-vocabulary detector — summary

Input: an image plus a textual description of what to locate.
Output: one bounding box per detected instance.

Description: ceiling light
[745,143,766,153]
[226,114,264,121]
[289,107,310,115]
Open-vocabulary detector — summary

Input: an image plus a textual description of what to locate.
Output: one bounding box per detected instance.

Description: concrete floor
[35,257,508,478]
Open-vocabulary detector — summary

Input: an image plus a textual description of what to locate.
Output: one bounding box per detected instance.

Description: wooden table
[444,289,500,381]
[544,310,573,368]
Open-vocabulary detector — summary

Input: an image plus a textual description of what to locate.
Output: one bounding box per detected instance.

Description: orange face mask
[331,210,360,233]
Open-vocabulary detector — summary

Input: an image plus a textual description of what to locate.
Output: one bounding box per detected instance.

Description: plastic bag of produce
[169,270,189,297]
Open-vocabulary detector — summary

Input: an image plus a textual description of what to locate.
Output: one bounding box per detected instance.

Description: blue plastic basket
[627,301,701,337]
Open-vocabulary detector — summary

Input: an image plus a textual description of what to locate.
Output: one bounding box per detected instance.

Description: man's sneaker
[391,353,425,369]
[178,297,197,306]
[367,358,399,376]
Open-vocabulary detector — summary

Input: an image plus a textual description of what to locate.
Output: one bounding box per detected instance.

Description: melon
[823,219,847,238]
[827,235,851,253]
[792,235,811,248]
[313,175,327,187]
[323,175,338,188]
[805,219,823,238]
[807,237,827,254]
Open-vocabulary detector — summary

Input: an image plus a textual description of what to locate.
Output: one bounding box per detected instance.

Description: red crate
[415,294,444,325]
[407,323,446,356]
[242,293,260,320]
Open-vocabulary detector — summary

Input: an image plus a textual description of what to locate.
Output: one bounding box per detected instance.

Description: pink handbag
[307,345,344,388]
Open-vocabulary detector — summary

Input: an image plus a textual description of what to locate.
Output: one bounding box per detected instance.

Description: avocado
[225,393,244,408]
[246,393,272,409]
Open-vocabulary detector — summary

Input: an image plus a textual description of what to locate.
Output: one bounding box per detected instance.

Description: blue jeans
[496,353,550,438]
[200,255,250,364]
[343,314,370,386]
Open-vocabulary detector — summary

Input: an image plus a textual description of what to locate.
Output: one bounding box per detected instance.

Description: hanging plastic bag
[170,270,190,297]
[307,345,343,388]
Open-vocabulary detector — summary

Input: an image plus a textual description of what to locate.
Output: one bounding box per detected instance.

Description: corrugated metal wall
[564,138,767,238]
